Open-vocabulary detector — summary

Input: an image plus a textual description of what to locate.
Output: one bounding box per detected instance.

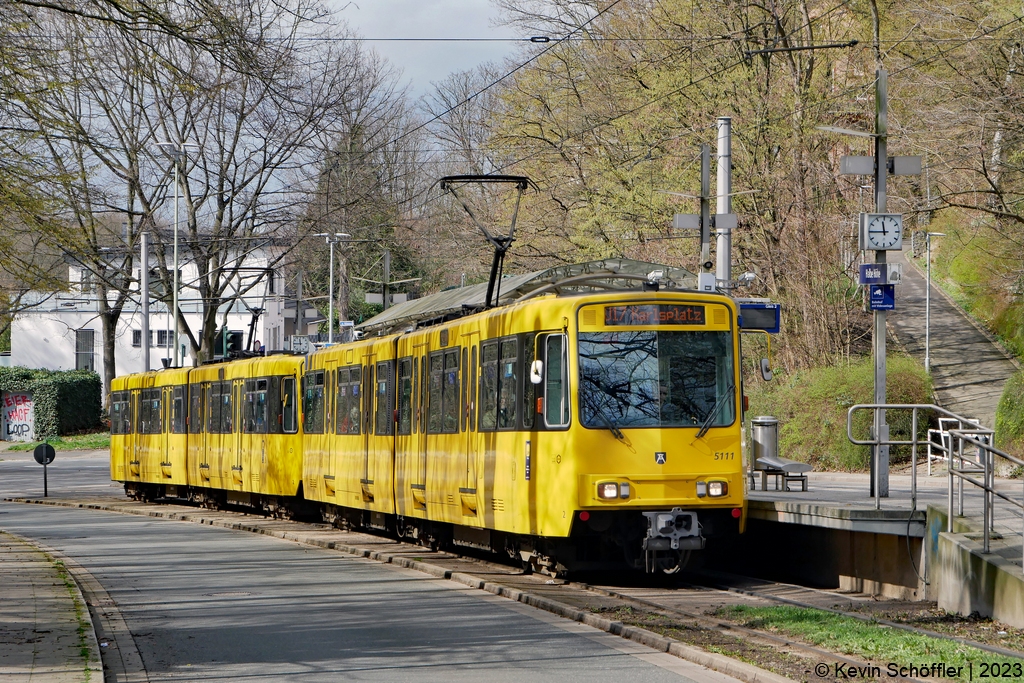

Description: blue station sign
[868,284,895,311]
[859,263,887,285]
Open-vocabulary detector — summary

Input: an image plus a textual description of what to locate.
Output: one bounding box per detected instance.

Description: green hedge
[0,367,102,439]
[995,370,1024,459]
[747,355,933,471]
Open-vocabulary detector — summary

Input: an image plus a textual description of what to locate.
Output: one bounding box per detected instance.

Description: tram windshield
[578,331,734,429]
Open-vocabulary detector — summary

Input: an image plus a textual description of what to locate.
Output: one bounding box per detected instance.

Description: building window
[132,330,141,347]
[75,329,95,371]
[156,330,171,347]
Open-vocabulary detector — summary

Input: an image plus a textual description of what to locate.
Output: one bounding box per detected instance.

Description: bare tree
[2,0,409,399]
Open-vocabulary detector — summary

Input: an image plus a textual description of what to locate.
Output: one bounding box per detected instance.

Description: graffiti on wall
[2,391,35,442]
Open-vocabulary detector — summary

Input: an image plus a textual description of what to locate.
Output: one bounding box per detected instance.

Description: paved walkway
[0,532,102,682]
[888,248,1020,428]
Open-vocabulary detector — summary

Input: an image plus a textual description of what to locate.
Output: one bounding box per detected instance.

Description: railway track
[11,495,1024,681]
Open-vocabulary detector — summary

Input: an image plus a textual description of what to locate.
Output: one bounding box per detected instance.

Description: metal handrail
[847,403,1023,564]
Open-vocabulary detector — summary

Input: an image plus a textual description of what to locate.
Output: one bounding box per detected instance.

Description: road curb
[8,497,791,683]
[1,529,105,682]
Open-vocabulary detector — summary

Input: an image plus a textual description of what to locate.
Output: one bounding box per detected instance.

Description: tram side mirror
[530,360,544,385]
[760,358,773,382]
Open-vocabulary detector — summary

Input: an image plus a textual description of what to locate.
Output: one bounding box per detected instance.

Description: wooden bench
[750,455,812,492]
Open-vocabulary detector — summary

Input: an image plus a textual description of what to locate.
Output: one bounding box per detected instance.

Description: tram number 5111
[713,451,736,460]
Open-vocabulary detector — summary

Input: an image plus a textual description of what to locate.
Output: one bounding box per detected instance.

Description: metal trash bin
[750,416,779,471]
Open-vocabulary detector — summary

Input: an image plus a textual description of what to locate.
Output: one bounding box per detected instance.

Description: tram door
[410,345,428,511]
[231,380,244,489]
[461,333,479,514]
[322,360,337,499]
[361,353,376,502]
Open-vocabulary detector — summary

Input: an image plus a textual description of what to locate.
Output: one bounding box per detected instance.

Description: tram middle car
[110,263,749,574]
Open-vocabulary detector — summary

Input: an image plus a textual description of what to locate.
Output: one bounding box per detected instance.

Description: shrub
[0,367,101,439]
[747,355,932,471]
[995,370,1024,459]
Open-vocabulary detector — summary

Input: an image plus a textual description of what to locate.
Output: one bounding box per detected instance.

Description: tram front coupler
[642,508,704,552]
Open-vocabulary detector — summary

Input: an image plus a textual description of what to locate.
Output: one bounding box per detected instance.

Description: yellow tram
[110,259,760,573]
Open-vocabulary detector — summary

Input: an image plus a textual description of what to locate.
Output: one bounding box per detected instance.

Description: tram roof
[359,258,697,334]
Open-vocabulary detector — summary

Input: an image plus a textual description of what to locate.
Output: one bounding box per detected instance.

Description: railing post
[958,433,965,517]
[911,408,918,506]
[983,444,991,554]
[948,458,954,533]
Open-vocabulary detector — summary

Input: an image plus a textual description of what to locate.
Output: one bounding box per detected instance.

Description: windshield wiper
[695,384,735,439]
[594,409,627,443]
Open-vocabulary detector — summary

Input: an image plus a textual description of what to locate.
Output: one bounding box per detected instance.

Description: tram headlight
[707,481,728,497]
[597,482,619,499]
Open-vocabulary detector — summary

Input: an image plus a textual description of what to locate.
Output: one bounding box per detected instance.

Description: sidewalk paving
[0,531,102,682]
[889,248,1019,429]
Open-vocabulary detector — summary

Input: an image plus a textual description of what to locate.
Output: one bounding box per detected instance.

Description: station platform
[738,465,1024,628]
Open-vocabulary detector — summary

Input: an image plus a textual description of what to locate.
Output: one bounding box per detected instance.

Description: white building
[11,242,301,379]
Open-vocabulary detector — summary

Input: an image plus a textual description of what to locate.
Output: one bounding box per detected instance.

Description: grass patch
[5,431,110,452]
[747,354,932,470]
[996,370,1024,460]
[718,605,1022,682]
[51,558,93,682]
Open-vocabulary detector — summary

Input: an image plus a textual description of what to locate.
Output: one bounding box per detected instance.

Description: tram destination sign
[605,304,705,326]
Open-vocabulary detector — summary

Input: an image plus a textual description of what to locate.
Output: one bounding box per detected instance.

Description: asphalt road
[0,452,739,682]
[0,448,117,500]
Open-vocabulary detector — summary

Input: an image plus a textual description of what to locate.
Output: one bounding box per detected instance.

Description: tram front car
[548,291,745,573]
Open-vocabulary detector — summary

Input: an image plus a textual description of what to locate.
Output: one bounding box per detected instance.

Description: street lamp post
[312,232,350,344]
[925,232,946,372]
[156,141,197,367]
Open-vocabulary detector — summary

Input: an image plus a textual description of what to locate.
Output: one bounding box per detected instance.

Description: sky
[333,0,521,97]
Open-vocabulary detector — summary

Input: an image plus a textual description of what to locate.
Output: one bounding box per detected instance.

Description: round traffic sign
[33,443,56,465]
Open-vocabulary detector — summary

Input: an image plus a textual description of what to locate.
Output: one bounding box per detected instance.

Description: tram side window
[478,342,499,430]
[335,367,361,435]
[544,334,570,428]
[442,350,459,433]
[243,378,269,434]
[207,381,233,434]
[110,391,131,434]
[375,361,394,435]
[138,388,162,434]
[397,358,413,435]
[266,376,282,434]
[417,357,426,433]
[497,339,517,430]
[171,386,186,434]
[522,334,536,430]
[303,371,325,434]
[427,354,443,433]
[469,347,477,431]
[188,384,203,433]
[282,377,298,434]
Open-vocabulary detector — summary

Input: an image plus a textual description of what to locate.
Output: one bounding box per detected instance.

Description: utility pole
[671,139,736,290]
[141,232,150,372]
[383,250,391,310]
[716,117,733,288]
[829,69,920,500]
[700,144,711,268]
[296,268,304,338]
[873,68,890,498]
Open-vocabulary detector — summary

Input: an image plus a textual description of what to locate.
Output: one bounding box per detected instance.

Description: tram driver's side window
[544,334,570,428]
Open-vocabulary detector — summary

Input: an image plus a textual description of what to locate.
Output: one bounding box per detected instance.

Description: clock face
[865,214,903,250]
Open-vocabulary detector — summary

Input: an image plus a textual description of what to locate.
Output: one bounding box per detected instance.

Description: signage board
[868,284,895,311]
[859,264,886,285]
[859,263,903,285]
[738,302,782,334]
[604,304,705,326]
